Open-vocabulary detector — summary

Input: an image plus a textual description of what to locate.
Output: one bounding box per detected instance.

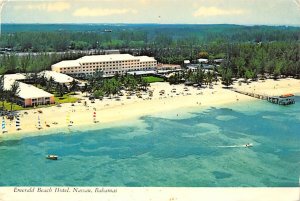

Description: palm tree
[70,79,79,95]
[103,80,113,98]
[80,83,88,97]
[1,90,8,111]
[8,81,20,112]
[103,78,121,98]
[140,79,149,91]
[39,75,47,87]
[192,68,205,87]
[88,69,104,91]
[31,72,39,86]
[123,75,131,89]
[46,76,55,92]
[185,69,193,80]
[168,74,177,85]
[0,75,6,110]
[56,83,65,97]
[206,71,214,86]
[221,68,233,88]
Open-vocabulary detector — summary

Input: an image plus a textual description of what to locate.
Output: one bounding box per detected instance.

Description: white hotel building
[51,54,157,77]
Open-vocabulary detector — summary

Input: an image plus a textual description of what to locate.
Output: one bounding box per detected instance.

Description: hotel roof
[135,56,156,62]
[17,82,53,99]
[78,54,138,63]
[40,71,74,84]
[52,60,81,68]
[51,54,157,69]
[3,74,26,90]
[4,74,53,99]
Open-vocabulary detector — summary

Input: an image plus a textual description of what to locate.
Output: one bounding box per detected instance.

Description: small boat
[244,143,253,148]
[46,155,58,160]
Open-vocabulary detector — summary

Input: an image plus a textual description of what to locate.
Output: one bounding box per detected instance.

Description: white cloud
[193,6,245,17]
[46,2,71,12]
[15,2,71,12]
[73,7,137,17]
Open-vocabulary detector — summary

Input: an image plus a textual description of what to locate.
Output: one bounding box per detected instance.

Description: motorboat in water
[244,143,253,148]
[46,155,58,160]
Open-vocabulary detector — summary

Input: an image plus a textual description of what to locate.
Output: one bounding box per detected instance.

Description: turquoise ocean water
[0,97,299,187]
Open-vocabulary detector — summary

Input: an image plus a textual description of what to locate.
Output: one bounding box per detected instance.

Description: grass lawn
[1,94,78,112]
[0,101,25,111]
[142,76,164,83]
[54,93,79,104]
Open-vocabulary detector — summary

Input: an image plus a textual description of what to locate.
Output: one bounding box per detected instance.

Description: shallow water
[0,97,299,187]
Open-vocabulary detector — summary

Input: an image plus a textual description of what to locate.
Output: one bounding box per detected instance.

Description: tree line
[1,25,299,52]
[0,40,299,82]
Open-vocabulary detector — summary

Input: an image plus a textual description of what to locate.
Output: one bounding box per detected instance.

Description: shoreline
[2,98,256,141]
[1,78,299,139]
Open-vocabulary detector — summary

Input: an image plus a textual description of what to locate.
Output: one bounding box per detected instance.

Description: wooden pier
[267,94,295,105]
[232,89,295,105]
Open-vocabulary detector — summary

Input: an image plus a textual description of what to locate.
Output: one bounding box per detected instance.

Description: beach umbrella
[93,111,96,123]
[16,116,21,131]
[2,117,7,133]
[37,115,42,130]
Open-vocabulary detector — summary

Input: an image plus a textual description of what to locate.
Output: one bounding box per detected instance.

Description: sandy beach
[1,78,300,136]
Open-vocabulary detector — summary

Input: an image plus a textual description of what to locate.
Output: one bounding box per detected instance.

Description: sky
[1,0,300,25]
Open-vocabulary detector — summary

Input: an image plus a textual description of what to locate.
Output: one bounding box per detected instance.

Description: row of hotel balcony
[63,67,153,75]
[60,64,156,71]
[81,61,140,65]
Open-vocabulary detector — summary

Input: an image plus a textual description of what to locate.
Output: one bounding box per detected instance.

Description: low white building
[127,70,157,76]
[198,59,209,64]
[184,60,190,64]
[40,71,74,84]
[51,54,157,77]
[3,74,55,107]
[3,74,26,88]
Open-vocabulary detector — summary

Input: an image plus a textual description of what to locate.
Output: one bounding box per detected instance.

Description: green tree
[273,61,283,80]
[30,72,39,86]
[93,90,104,99]
[46,76,55,92]
[234,57,246,78]
[56,83,66,97]
[70,79,79,95]
[80,83,89,97]
[193,68,205,86]
[140,78,150,91]
[0,75,6,110]
[244,69,254,83]
[198,51,209,59]
[221,68,233,88]
[8,82,20,112]
[206,71,214,86]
